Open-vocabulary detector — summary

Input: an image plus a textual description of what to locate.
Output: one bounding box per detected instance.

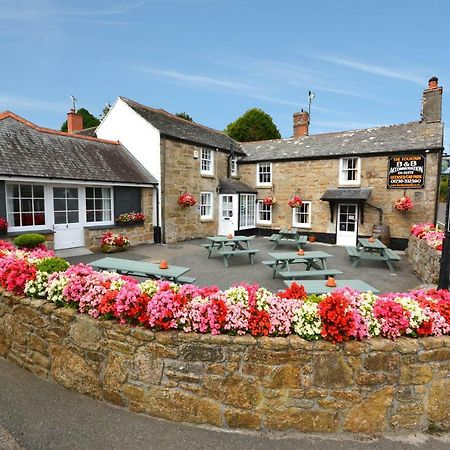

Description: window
[339,157,360,185]
[230,156,238,177]
[292,201,311,228]
[200,192,213,219]
[257,162,272,186]
[86,187,112,223]
[201,148,214,175]
[240,194,256,229]
[257,200,272,224]
[6,184,46,228]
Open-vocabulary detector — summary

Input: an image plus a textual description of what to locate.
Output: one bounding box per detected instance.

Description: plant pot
[116,220,144,227]
[101,244,127,254]
[308,236,316,242]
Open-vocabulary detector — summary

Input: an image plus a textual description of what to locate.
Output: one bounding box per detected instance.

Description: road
[0,358,449,450]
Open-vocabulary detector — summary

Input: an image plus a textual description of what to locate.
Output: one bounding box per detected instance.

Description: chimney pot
[428,76,439,89]
[293,110,309,137]
[67,110,83,133]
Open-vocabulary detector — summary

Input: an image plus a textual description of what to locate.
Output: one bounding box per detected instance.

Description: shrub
[36,257,69,274]
[13,234,46,249]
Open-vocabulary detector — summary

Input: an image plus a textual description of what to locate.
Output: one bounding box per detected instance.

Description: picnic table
[203,236,259,268]
[269,228,307,250]
[346,238,401,272]
[266,251,333,278]
[283,279,379,294]
[90,257,195,284]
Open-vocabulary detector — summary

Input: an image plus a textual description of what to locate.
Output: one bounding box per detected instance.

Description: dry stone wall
[405,235,441,284]
[0,291,449,433]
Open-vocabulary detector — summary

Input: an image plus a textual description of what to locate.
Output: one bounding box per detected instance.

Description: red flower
[394,196,413,212]
[278,281,307,300]
[178,193,197,207]
[288,195,302,208]
[248,307,271,336]
[0,217,7,231]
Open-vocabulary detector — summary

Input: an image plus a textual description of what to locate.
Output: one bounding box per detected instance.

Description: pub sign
[387,154,425,189]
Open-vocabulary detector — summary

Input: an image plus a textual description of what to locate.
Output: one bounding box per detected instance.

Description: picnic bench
[269,228,308,250]
[283,279,379,294]
[90,257,195,284]
[266,251,333,278]
[203,236,258,267]
[346,238,401,272]
[278,268,343,280]
[219,248,259,268]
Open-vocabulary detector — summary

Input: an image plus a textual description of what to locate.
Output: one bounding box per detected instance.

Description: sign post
[437,192,450,290]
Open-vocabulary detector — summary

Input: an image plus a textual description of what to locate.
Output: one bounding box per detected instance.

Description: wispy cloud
[310,55,425,85]
[0,94,65,113]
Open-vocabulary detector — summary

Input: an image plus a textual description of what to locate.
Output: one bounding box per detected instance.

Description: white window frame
[5,183,48,231]
[201,148,214,176]
[230,156,238,177]
[339,157,361,186]
[257,200,272,225]
[292,201,312,228]
[256,162,272,187]
[200,191,213,220]
[85,187,114,225]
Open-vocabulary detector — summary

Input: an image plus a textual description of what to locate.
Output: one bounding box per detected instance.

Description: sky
[0,0,448,148]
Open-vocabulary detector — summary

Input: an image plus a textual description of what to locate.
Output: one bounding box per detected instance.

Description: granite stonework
[84,187,154,251]
[405,235,441,284]
[1,291,449,434]
[161,137,231,243]
[238,152,440,243]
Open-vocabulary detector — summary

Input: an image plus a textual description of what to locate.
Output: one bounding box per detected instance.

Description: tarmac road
[0,358,449,450]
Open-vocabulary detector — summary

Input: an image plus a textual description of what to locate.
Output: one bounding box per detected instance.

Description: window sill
[293,225,312,229]
[200,218,214,223]
[201,173,215,179]
[257,222,272,227]
[5,228,55,236]
[256,184,272,189]
[338,182,361,188]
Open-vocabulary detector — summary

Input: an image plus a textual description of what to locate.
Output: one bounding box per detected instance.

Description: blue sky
[0,0,448,147]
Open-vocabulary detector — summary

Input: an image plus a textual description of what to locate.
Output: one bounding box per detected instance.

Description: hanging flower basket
[394,196,413,212]
[263,196,276,206]
[288,195,302,208]
[178,192,197,208]
[0,217,7,236]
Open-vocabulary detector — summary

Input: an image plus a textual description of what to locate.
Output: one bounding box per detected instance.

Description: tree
[60,108,101,132]
[175,112,193,122]
[224,108,281,142]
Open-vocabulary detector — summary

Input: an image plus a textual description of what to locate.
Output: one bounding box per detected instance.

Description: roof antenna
[308,91,315,119]
[69,95,77,112]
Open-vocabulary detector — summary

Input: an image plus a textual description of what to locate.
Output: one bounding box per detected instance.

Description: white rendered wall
[96,98,161,225]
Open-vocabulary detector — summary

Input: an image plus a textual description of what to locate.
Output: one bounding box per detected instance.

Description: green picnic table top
[207,235,253,243]
[90,257,191,282]
[268,251,332,261]
[357,238,387,251]
[284,279,379,294]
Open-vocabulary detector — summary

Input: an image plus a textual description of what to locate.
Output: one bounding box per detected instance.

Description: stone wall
[162,138,230,243]
[84,187,154,251]
[405,235,441,284]
[1,292,449,434]
[239,152,440,241]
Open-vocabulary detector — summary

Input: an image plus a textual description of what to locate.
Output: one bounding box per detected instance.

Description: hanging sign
[387,154,425,189]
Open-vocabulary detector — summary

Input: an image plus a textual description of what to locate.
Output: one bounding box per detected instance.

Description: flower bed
[1,239,450,341]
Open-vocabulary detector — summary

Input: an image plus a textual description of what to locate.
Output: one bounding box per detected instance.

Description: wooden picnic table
[203,236,259,268]
[90,257,193,284]
[283,279,379,294]
[267,251,333,274]
[346,238,401,272]
[270,228,307,250]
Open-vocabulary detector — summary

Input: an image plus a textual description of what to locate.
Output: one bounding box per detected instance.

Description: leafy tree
[100,103,112,120]
[224,108,281,142]
[175,112,193,122]
[60,108,101,132]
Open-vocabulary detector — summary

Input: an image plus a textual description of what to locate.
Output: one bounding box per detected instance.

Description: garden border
[0,290,449,434]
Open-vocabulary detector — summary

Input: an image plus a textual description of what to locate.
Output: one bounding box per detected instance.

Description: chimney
[421,76,443,123]
[293,109,309,137]
[67,109,83,133]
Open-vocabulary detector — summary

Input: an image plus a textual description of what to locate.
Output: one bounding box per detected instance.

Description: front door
[336,203,358,246]
[53,187,84,250]
[219,194,238,235]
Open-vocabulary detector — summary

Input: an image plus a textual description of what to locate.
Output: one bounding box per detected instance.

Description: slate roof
[120,97,241,152]
[74,127,97,137]
[240,121,444,162]
[219,179,257,194]
[321,188,372,202]
[0,112,157,185]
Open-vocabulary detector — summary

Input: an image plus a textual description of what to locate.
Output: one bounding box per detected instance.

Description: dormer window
[339,157,360,186]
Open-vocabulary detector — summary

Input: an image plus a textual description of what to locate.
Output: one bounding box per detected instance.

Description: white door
[336,203,358,246]
[219,194,238,235]
[239,194,256,230]
[53,187,84,250]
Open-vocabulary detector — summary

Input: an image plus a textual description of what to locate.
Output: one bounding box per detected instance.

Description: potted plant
[288,195,302,208]
[116,212,145,226]
[178,192,197,208]
[394,196,413,212]
[263,196,276,206]
[100,232,130,253]
[0,217,7,235]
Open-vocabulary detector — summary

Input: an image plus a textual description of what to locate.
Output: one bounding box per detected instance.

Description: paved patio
[64,237,423,294]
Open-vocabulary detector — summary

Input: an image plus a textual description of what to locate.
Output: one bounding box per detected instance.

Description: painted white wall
[96,97,161,225]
